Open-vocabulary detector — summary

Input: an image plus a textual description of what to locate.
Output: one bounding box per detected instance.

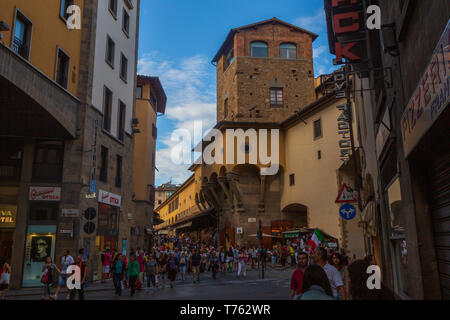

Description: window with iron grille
[13,11,32,60]
[270,88,283,107]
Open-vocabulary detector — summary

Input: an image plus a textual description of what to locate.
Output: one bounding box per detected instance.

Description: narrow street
[5,266,293,301]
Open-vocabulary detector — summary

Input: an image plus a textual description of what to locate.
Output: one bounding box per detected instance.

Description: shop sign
[62,209,80,218]
[248,218,257,223]
[401,22,450,157]
[29,187,61,201]
[284,232,300,238]
[0,205,17,228]
[237,227,243,234]
[98,189,122,208]
[59,223,73,236]
[325,0,368,65]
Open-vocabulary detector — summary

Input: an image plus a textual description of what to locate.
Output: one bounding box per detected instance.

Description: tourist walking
[300,265,336,300]
[167,252,179,288]
[237,250,247,278]
[290,252,309,300]
[0,257,11,300]
[112,254,126,296]
[127,254,140,297]
[70,255,87,300]
[54,249,74,300]
[41,256,60,300]
[312,247,346,300]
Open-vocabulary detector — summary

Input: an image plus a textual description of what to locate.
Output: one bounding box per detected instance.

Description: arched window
[251,41,268,58]
[280,43,297,59]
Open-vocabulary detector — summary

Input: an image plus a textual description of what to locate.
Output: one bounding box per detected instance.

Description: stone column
[9,140,34,289]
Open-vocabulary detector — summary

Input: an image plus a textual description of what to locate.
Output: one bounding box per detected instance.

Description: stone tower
[212,18,318,123]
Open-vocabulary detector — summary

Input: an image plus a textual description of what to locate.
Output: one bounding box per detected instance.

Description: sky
[137,0,338,186]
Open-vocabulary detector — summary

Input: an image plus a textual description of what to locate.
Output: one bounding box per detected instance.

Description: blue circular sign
[339,204,357,221]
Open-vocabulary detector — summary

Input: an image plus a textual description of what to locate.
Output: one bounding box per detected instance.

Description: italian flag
[308,229,324,248]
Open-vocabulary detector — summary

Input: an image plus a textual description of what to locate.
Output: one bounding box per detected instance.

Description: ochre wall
[0,0,83,96]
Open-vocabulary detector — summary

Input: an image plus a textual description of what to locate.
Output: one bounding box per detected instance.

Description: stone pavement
[5,264,296,300]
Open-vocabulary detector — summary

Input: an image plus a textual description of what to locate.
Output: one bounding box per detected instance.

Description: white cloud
[292,9,326,33]
[138,53,217,185]
[313,45,327,59]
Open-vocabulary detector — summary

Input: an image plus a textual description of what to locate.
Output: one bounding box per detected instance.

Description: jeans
[146,273,156,288]
[44,283,51,296]
[113,273,123,295]
[180,265,187,275]
[69,287,84,300]
[238,262,246,277]
[129,276,138,296]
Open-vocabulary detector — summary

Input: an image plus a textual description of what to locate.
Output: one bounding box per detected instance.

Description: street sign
[237,227,243,234]
[339,203,357,221]
[90,180,96,193]
[335,184,358,203]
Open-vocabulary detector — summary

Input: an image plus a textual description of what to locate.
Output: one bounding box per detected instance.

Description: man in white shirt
[312,247,346,300]
[54,249,74,300]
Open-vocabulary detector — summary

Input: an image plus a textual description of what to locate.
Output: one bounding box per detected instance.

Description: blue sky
[137,0,338,186]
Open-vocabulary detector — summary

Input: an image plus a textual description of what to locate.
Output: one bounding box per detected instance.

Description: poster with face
[31,236,52,262]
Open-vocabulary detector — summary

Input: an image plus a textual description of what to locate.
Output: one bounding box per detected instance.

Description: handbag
[0,272,10,285]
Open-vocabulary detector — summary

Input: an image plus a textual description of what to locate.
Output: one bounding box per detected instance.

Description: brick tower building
[212,18,317,123]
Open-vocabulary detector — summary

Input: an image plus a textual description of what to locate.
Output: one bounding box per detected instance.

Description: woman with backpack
[167,252,179,288]
[41,256,61,300]
[0,257,11,300]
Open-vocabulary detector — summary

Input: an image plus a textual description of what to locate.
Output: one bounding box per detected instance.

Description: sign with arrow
[335,184,358,203]
[339,203,357,221]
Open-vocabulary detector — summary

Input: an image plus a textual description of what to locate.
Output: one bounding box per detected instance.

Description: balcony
[12,37,29,60]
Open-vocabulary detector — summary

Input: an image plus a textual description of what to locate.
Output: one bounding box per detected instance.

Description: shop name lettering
[31,189,59,200]
[331,0,381,64]
[402,32,450,140]
[0,211,14,223]
[333,72,352,164]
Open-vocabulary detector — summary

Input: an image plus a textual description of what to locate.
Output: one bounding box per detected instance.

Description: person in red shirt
[290,252,309,300]
[101,249,112,283]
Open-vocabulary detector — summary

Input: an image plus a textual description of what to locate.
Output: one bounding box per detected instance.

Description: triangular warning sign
[335,184,357,203]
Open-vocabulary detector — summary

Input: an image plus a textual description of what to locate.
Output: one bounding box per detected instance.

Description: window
[99,146,108,183]
[152,151,155,169]
[55,48,70,89]
[29,203,58,224]
[314,119,323,140]
[251,41,268,58]
[118,101,126,142]
[318,150,322,160]
[106,35,115,68]
[109,0,118,18]
[103,87,113,132]
[136,86,143,99]
[122,9,130,36]
[280,43,297,59]
[224,98,229,118]
[223,48,234,70]
[33,141,64,182]
[120,53,128,82]
[270,88,283,107]
[60,0,74,20]
[13,11,32,59]
[289,174,295,186]
[115,155,122,188]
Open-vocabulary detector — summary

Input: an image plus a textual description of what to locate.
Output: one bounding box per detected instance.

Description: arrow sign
[339,204,357,221]
[335,183,358,203]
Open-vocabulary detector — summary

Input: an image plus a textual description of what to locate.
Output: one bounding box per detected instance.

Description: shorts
[102,266,110,274]
[58,274,68,286]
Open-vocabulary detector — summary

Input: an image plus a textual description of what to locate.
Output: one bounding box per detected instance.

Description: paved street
[5,266,294,300]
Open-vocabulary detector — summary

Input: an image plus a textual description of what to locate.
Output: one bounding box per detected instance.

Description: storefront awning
[175,221,192,230]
